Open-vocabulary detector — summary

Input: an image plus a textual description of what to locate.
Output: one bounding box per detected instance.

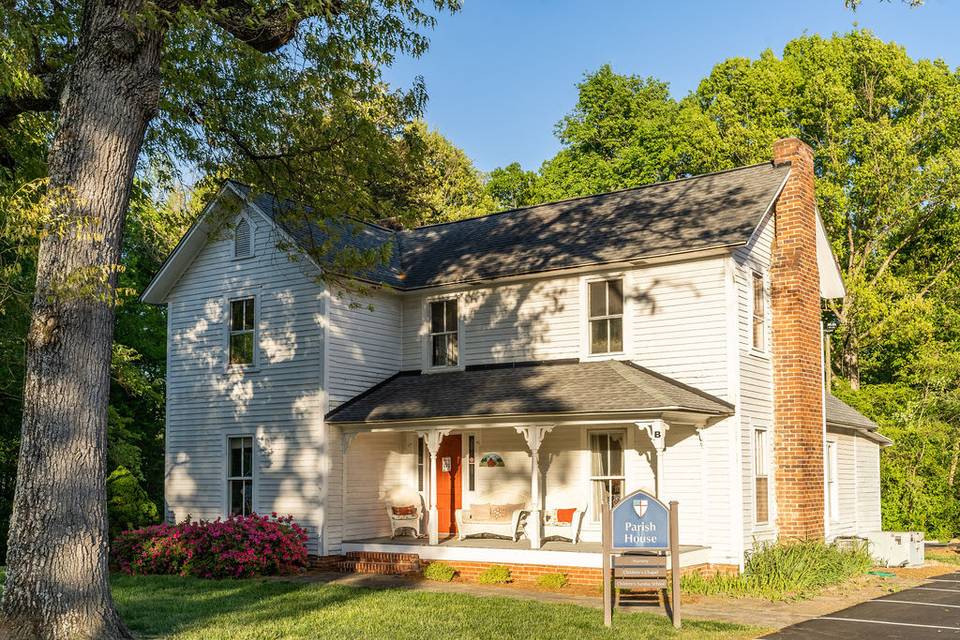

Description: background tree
[485,162,539,210]
[487,29,960,537]
[0,0,457,638]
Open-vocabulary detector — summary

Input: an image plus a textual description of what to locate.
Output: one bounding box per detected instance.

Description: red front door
[435,435,462,535]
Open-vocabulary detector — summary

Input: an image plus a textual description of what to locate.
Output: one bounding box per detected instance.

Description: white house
[142,138,890,583]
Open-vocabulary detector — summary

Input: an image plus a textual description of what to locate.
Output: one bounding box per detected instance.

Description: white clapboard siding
[341,432,409,541]
[733,212,776,548]
[828,430,859,538]
[855,432,882,533]
[165,209,327,553]
[326,289,402,408]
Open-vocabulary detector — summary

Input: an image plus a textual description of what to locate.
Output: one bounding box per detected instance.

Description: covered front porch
[326,359,735,569]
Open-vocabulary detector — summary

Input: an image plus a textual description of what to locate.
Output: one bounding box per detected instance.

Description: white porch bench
[455,502,526,541]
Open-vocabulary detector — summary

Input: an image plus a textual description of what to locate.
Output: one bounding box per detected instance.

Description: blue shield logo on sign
[611,489,669,550]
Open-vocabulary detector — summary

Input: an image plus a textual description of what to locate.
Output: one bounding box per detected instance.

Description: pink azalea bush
[112,513,308,578]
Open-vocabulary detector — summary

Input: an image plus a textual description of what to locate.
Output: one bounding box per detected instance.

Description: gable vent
[234,218,252,258]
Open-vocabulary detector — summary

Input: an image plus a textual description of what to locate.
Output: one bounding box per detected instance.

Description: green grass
[681,540,873,601]
[111,574,760,639]
[928,549,960,566]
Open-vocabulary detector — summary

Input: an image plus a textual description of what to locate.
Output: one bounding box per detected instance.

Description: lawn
[111,574,761,640]
[928,549,960,566]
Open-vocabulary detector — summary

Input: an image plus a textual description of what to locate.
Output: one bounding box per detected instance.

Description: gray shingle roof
[326,360,735,424]
[826,394,879,431]
[238,162,789,290]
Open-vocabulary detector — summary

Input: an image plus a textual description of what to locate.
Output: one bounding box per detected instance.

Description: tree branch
[187,0,344,53]
[0,68,67,128]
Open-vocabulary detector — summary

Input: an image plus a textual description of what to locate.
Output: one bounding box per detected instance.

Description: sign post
[602,489,681,629]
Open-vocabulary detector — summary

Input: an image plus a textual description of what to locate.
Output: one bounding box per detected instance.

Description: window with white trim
[228,436,254,516]
[752,271,766,351]
[234,218,252,258]
[754,428,769,524]
[589,430,625,521]
[229,297,256,366]
[588,279,624,354]
[826,440,839,521]
[429,298,459,367]
[417,436,425,492]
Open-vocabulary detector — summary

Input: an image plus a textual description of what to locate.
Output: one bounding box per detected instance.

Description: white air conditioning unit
[863,531,925,567]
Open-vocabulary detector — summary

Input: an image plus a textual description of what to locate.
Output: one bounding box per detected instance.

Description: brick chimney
[770,137,824,540]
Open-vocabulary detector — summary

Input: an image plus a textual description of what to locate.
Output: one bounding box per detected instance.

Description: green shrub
[107,466,159,539]
[422,561,456,582]
[536,572,568,590]
[477,564,511,584]
[681,540,874,600]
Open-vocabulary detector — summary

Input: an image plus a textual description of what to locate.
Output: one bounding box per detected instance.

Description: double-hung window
[752,272,766,351]
[589,279,624,354]
[228,436,254,516]
[590,430,625,520]
[229,297,256,366]
[754,428,769,524]
[430,298,459,367]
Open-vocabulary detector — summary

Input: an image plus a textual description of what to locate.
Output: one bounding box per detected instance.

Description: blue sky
[383,0,960,172]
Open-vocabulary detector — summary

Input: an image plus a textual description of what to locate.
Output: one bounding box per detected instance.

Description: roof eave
[327,405,734,429]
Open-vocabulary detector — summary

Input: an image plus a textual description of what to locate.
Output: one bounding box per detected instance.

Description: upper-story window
[229,297,256,366]
[234,217,252,258]
[430,298,459,367]
[589,279,624,354]
[752,271,765,351]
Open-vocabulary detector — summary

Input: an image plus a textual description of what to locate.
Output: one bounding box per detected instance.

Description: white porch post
[516,425,554,549]
[636,420,668,498]
[417,429,450,545]
[340,431,358,542]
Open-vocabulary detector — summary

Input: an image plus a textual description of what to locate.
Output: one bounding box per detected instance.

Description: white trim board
[340,541,711,569]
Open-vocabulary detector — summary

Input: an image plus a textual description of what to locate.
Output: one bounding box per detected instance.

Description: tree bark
[0,0,163,636]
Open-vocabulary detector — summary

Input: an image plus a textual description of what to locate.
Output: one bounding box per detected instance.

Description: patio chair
[385,488,423,538]
[541,504,586,543]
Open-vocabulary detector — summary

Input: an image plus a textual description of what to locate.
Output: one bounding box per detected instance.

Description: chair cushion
[392,504,417,517]
[557,508,576,524]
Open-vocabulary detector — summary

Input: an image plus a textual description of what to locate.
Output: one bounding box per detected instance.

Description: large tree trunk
[0,0,163,636]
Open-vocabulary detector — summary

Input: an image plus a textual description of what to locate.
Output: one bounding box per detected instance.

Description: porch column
[340,431,358,543]
[636,420,668,498]
[515,425,554,549]
[417,428,450,545]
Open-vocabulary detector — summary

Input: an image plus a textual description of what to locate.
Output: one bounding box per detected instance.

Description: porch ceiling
[326,359,734,426]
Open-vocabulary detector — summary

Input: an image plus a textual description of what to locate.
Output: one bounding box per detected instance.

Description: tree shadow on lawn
[111,574,758,640]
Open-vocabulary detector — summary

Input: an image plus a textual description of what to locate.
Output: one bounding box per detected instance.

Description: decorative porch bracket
[636,419,668,498]
[417,428,451,545]
[515,425,554,549]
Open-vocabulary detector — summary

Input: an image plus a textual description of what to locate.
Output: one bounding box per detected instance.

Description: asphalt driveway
[764,571,960,639]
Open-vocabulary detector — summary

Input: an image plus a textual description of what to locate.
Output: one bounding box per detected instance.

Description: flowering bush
[112,513,308,579]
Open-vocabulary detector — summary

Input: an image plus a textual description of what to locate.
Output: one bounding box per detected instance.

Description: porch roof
[325,359,735,425]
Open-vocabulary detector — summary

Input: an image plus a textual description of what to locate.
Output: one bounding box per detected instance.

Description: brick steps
[328,551,423,575]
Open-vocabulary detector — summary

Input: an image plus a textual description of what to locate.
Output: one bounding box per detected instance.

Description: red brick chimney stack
[770,137,825,540]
